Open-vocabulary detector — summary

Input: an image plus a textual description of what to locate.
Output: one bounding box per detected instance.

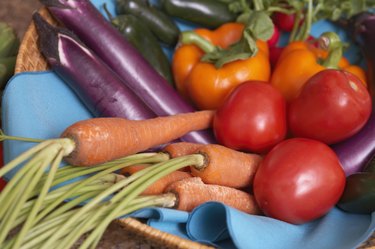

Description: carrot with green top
[191,144,262,188]
[121,164,192,195]
[165,177,261,214]
[162,142,203,158]
[162,142,204,171]
[61,110,215,166]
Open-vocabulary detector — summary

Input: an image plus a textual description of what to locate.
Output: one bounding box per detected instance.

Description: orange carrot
[166,177,261,214]
[121,165,192,195]
[162,142,204,172]
[162,142,203,158]
[60,110,215,166]
[120,164,150,176]
[191,144,262,189]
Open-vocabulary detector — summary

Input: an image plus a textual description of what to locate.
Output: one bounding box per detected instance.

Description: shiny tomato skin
[253,138,346,224]
[213,81,287,153]
[288,69,372,145]
[272,12,296,32]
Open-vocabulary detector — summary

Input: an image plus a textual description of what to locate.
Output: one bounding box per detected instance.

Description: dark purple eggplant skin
[331,12,375,176]
[33,12,156,120]
[40,0,216,144]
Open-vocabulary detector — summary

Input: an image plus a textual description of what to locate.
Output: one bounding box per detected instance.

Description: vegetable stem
[11,149,63,248]
[0,144,61,245]
[319,32,344,69]
[180,31,218,54]
[80,155,204,249]
[299,0,313,41]
[0,129,44,143]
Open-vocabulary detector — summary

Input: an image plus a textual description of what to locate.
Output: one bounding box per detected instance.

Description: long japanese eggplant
[40,0,215,144]
[33,13,156,120]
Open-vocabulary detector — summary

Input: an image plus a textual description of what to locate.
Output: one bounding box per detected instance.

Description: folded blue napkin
[2,0,374,248]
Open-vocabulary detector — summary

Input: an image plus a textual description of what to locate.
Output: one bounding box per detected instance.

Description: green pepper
[159,0,237,28]
[337,172,375,214]
[111,14,174,85]
[115,0,180,46]
[0,57,16,88]
[0,22,19,88]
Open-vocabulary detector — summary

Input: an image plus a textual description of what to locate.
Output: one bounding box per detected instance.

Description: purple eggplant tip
[33,12,81,64]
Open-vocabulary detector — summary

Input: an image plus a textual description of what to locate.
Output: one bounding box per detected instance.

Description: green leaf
[245,11,274,41]
[0,23,19,58]
[201,10,274,68]
[201,12,272,67]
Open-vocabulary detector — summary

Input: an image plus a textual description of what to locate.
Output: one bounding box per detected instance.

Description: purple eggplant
[331,12,375,176]
[33,12,155,120]
[39,0,216,144]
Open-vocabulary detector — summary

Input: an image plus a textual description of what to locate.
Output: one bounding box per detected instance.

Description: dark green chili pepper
[159,0,237,28]
[337,172,375,214]
[364,155,375,173]
[115,0,180,46]
[111,14,174,85]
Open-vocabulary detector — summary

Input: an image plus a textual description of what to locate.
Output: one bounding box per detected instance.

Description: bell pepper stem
[180,31,218,54]
[319,32,343,69]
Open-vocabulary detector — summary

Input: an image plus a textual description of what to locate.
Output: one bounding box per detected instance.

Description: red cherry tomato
[253,138,346,224]
[267,25,280,47]
[272,12,296,32]
[213,81,287,153]
[269,46,284,70]
[288,69,372,145]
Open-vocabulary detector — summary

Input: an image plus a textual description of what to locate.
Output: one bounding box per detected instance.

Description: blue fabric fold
[187,202,374,249]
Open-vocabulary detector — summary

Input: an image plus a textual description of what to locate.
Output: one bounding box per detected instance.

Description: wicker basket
[14,7,375,249]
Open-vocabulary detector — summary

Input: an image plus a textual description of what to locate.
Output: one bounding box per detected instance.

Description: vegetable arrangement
[2,0,375,247]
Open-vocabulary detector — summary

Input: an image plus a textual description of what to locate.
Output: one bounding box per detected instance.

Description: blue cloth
[2,0,374,248]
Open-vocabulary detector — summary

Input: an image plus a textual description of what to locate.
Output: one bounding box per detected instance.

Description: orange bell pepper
[271,32,367,101]
[172,22,271,110]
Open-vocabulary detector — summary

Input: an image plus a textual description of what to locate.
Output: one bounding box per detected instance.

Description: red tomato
[288,69,372,145]
[253,138,346,224]
[213,81,287,153]
[272,12,296,32]
[269,46,284,70]
[267,25,280,47]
